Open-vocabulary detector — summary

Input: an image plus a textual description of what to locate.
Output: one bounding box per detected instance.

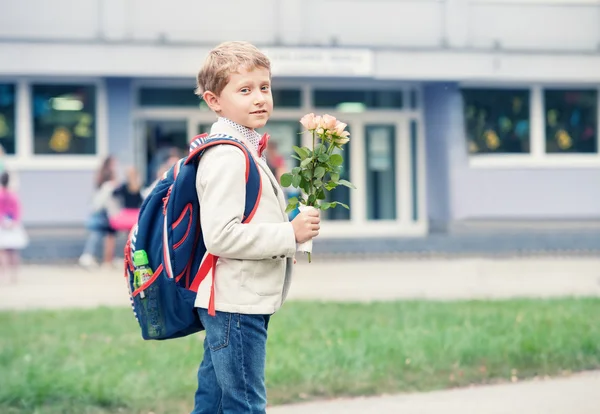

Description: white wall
[0,0,598,52]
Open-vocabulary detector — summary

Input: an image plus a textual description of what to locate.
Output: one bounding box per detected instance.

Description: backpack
[124,133,262,340]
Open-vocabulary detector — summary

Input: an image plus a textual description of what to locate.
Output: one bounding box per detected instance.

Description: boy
[191,41,320,413]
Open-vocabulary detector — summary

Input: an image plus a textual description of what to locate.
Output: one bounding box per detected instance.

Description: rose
[333,121,347,136]
[300,113,319,131]
[319,114,337,131]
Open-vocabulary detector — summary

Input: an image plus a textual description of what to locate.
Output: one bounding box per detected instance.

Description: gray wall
[0,0,598,52]
[424,83,600,223]
[18,170,95,225]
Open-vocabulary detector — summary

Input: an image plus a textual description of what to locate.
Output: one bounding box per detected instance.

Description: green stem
[309,130,316,207]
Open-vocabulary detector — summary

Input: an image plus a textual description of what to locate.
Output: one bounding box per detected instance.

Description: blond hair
[195,41,271,97]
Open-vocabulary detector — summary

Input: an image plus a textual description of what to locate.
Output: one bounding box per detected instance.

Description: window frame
[463,83,600,168]
[1,77,108,171]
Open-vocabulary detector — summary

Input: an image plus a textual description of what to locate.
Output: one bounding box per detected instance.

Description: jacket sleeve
[196,144,297,260]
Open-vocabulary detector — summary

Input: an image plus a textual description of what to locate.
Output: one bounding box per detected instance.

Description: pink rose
[300,113,318,131]
[334,121,348,136]
[319,114,337,131]
[335,136,350,145]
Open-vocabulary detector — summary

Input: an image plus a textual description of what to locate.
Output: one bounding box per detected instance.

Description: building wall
[18,170,95,225]
[1,0,598,52]
[424,82,600,223]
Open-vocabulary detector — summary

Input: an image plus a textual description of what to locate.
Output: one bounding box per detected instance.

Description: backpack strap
[187,135,263,316]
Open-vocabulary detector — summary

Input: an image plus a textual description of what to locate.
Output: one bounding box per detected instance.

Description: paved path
[1,257,599,413]
[1,257,600,310]
[269,371,600,414]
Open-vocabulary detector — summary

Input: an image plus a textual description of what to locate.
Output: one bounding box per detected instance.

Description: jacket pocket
[245,258,285,296]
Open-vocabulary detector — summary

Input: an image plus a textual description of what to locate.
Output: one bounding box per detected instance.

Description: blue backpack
[124,133,262,340]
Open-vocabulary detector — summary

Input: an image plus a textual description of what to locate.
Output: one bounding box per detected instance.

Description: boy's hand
[291,208,320,244]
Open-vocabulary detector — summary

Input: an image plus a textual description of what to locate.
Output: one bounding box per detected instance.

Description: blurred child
[79,156,118,268]
[0,172,28,283]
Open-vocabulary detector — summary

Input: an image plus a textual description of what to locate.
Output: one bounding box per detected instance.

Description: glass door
[325,125,351,221]
[365,124,397,220]
[144,119,188,184]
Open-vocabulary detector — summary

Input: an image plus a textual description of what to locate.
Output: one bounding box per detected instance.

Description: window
[462,89,530,154]
[313,89,403,110]
[544,89,597,154]
[0,84,16,155]
[139,87,204,108]
[272,89,302,108]
[32,84,97,155]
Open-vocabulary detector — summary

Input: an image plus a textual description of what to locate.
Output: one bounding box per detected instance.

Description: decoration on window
[0,115,8,138]
[49,127,71,152]
[512,97,523,114]
[74,113,93,138]
[484,129,500,150]
[555,129,572,150]
[547,110,558,127]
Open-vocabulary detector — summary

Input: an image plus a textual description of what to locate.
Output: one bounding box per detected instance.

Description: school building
[1,0,599,239]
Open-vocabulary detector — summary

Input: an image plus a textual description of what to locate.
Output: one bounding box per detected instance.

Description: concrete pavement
[1,257,600,310]
[269,371,600,414]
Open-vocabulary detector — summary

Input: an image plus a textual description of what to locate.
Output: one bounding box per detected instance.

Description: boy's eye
[261,85,270,91]
[240,88,250,93]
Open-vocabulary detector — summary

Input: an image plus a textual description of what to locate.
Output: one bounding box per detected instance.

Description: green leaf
[285,203,298,213]
[293,146,310,160]
[292,167,301,174]
[291,155,302,161]
[300,157,313,168]
[320,201,332,210]
[325,182,338,191]
[330,173,340,182]
[292,174,302,187]
[316,188,326,200]
[307,194,317,206]
[300,178,311,194]
[338,179,356,189]
[288,197,299,206]
[314,166,325,179]
[329,154,343,167]
[280,173,292,187]
[331,201,350,210]
[318,153,329,162]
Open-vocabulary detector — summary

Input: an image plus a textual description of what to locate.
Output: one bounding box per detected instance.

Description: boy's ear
[202,91,221,113]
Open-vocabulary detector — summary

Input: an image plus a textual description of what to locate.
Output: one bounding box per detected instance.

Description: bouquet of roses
[280,113,356,262]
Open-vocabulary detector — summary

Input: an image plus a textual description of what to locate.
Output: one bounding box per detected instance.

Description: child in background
[0,172,28,283]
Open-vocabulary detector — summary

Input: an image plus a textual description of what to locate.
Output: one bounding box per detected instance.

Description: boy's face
[204,66,273,130]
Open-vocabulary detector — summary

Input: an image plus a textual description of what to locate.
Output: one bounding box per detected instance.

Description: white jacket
[194,121,297,314]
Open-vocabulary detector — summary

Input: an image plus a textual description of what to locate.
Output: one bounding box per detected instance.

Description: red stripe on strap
[132,263,164,297]
[189,253,214,292]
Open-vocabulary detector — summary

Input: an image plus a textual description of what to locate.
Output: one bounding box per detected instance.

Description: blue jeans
[192,308,271,414]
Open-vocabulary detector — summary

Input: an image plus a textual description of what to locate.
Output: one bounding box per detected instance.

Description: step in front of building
[20,227,600,263]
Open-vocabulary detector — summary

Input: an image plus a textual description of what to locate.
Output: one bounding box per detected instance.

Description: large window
[32,84,97,155]
[545,89,597,154]
[462,88,530,154]
[313,89,403,110]
[0,84,16,155]
[139,87,301,109]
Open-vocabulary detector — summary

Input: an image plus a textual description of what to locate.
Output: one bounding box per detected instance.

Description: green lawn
[1,298,599,414]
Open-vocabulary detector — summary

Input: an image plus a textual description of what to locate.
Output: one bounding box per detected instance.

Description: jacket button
[272,256,277,259]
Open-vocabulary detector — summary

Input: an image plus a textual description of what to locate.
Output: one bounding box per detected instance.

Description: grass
[1,298,599,413]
